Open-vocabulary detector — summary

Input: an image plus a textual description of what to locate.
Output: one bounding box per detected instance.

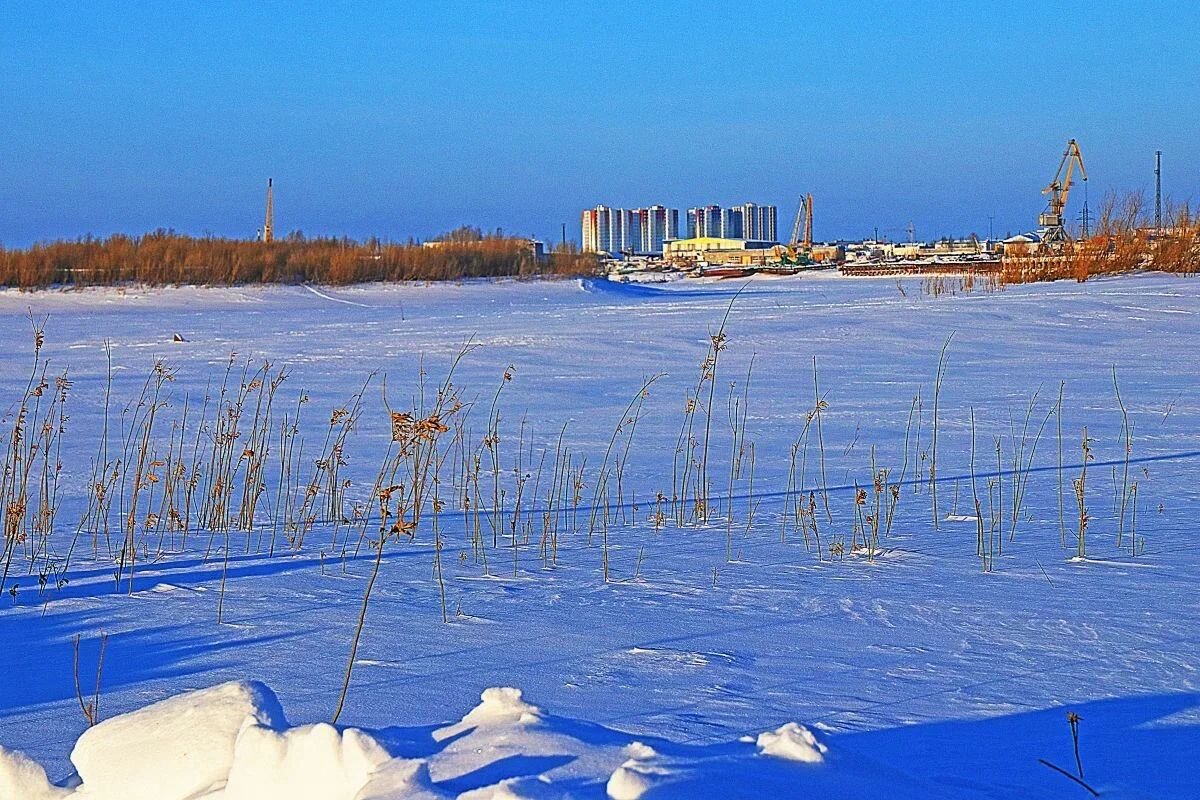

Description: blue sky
[2,1,1197,247]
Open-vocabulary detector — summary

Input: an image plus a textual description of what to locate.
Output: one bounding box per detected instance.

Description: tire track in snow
[301,284,373,308]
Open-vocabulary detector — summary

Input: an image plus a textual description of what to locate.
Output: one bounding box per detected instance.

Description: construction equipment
[803,193,813,247]
[262,178,274,243]
[1039,139,1087,244]
[777,193,815,268]
[775,246,811,267]
[788,194,814,248]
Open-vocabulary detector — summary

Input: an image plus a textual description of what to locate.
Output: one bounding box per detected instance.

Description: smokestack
[263,178,275,244]
[1155,151,1162,230]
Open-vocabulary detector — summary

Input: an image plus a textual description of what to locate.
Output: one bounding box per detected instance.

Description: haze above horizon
[3,1,1198,248]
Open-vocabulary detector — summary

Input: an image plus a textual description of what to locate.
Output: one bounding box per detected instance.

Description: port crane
[1039,139,1087,245]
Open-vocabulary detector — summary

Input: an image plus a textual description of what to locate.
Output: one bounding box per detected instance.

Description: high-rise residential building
[639,206,668,255]
[606,210,624,255]
[687,205,722,238]
[738,203,778,241]
[621,208,641,254]
[583,204,680,255]
[632,206,678,254]
[581,210,594,252]
[677,204,776,241]
[582,206,608,254]
[582,205,632,254]
[738,203,758,240]
[762,205,777,241]
[721,207,744,239]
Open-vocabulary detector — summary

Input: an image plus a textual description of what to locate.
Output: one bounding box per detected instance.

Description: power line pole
[1078,203,1092,239]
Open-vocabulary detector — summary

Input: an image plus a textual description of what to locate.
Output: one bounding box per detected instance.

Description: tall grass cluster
[1003,193,1200,284]
[0,227,599,289]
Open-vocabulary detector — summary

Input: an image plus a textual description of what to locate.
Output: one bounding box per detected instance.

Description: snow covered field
[1,273,1198,798]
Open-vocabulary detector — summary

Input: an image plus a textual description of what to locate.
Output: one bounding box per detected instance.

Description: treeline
[1003,193,1200,284]
[0,227,600,289]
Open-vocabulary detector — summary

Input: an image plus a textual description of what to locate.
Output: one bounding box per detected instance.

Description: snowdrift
[0,680,868,799]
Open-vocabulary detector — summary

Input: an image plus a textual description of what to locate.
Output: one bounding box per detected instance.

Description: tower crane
[1039,139,1087,245]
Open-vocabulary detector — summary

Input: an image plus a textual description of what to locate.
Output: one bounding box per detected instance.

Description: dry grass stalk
[969,409,989,572]
[1008,390,1052,542]
[332,347,468,724]
[73,632,109,727]
[1112,367,1133,549]
[589,374,661,580]
[1074,427,1093,560]
[811,357,832,525]
[929,334,952,528]
[1056,382,1066,549]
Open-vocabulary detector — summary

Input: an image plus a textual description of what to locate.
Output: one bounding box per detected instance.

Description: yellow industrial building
[663,237,780,266]
[664,237,845,266]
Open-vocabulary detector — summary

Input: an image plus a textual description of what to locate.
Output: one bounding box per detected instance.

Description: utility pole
[1078,203,1092,239]
[1155,150,1163,230]
[1082,196,1090,238]
[561,222,566,249]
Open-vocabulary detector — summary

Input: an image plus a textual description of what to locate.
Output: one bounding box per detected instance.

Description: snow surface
[1,273,1199,797]
[2,681,842,798]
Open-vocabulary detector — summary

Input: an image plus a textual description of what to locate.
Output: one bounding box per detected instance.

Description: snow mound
[606,743,670,799]
[356,758,447,799]
[1,682,843,798]
[457,774,560,799]
[0,745,70,800]
[756,722,828,764]
[222,722,391,800]
[70,680,286,800]
[434,687,542,741]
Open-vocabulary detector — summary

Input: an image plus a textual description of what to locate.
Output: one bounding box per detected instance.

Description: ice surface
[1,274,1199,797]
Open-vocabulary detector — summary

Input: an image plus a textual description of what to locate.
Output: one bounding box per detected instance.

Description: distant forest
[0,227,600,289]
